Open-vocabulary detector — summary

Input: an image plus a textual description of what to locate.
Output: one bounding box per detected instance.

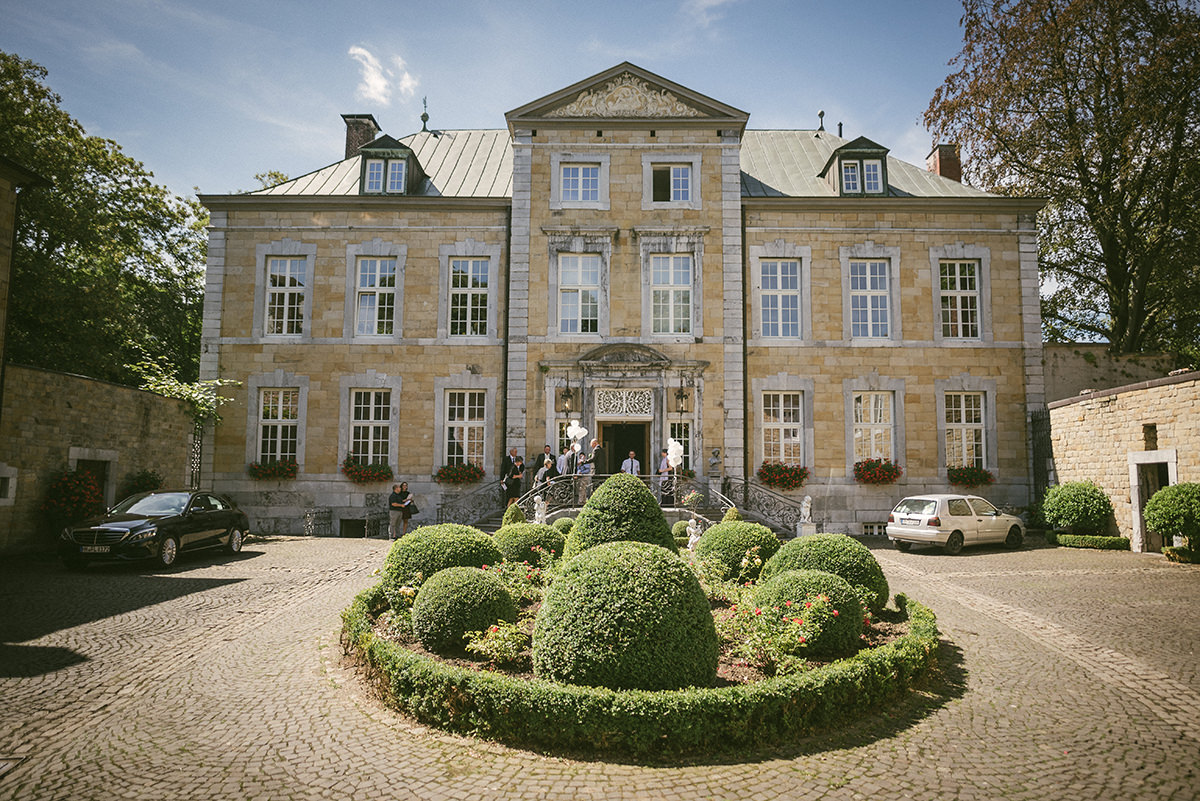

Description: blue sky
[1,0,969,199]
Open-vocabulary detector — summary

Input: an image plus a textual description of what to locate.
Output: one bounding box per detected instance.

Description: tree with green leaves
[0,51,206,383]
[925,0,1200,358]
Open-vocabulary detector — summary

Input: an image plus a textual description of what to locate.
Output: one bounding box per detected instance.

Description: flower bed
[342,585,938,758]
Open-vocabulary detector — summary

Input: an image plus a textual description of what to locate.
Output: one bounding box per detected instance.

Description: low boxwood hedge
[341,588,939,758]
[1163,546,1200,564]
[1049,532,1131,550]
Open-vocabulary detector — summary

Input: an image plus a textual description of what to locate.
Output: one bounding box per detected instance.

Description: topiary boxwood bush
[722,506,743,522]
[411,566,516,653]
[1144,483,1200,551]
[381,524,502,609]
[752,569,864,657]
[342,588,940,759]
[563,473,675,560]
[672,519,691,539]
[1051,533,1130,550]
[532,540,717,690]
[552,516,575,537]
[1042,481,1114,535]
[761,534,889,612]
[501,503,526,527]
[493,522,565,564]
[693,520,780,580]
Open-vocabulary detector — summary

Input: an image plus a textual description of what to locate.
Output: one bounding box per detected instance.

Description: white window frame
[348,389,392,466]
[840,242,902,343]
[266,257,307,336]
[761,391,804,464]
[849,261,891,339]
[935,376,998,477]
[930,244,993,344]
[641,153,702,210]
[363,156,407,195]
[364,158,385,193]
[353,257,398,337]
[639,233,704,340]
[344,238,406,341]
[943,391,985,469]
[258,388,300,463]
[444,390,487,466]
[254,239,315,342]
[760,259,803,339]
[558,253,601,334]
[841,161,861,193]
[852,391,895,462]
[863,159,883,193]
[549,153,610,210]
[843,374,906,476]
[650,254,693,335]
[245,370,309,469]
[938,260,981,340]
[387,160,406,193]
[752,374,815,471]
[433,373,497,473]
[669,421,692,472]
[750,241,812,343]
[561,164,599,203]
[438,240,502,342]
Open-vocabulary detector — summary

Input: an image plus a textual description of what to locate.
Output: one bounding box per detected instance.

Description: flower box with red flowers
[755,462,810,491]
[436,462,486,485]
[247,458,298,481]
[947,465,994,488]
[853,458,903,485]
[340,458,394,484]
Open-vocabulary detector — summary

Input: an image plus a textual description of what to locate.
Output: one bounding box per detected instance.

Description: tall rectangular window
[945,392,985,468]
[445,390,486,465]
[559,254,600,334]
[349,390,390,465]
[560,164,600,203]
[266,257,306,335]
[762,392,803,464]
[651,254,692,334]
[940,260,980,339]
[853,391,894,461]
[449,258,489,336]
[259,389,299,463]
[669,421,692,472]
[652,164,690,202]
[761,259,801,338]
[355,257,397,336]
[849,260,890,338]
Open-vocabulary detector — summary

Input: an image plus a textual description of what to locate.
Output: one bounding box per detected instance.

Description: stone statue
[686,516,703,551]
[799,495,813,524]
[533,495,547,524]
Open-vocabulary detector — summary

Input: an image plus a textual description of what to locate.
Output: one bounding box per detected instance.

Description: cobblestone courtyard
[2,535,1198,800]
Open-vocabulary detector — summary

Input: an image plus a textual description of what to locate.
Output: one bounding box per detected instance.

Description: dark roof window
[820,136,890,197]
[357,135,424,195]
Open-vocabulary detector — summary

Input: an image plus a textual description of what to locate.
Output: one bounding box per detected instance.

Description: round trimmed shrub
[672,519,690,539]
[761,534,888,612]
[493,522,565,564]
[721,506,743,522]
[1042,481,1114,534]
[693,520,780,580]
[752,569,864,657]
[532,540,717,690]
[1144,483,1200,550]
[551,516,574,536]
[501,503,526,527]
[564,473,675,560]
[381,524,502,609]
[411,566,516,653]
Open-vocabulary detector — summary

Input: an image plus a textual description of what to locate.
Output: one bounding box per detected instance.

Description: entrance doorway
[596,422,650,476]
[1136,462,1171,551]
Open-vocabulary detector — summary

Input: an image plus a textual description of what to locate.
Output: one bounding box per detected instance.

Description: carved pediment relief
[547,73,704,119]
[579,344,672,367]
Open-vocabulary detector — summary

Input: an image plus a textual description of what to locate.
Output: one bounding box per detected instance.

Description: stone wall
[1043,343,1176,402]
[0,365,194,553]
[1048,371,1200,551]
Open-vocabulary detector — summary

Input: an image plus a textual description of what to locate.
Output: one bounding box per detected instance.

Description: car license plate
[81,545,109,553]
[903,517,921,526]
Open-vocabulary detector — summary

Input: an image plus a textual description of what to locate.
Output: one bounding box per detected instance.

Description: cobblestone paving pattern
[1,536,1197,800]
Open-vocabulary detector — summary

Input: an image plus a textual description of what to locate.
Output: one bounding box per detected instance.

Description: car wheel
[1005,526,1024,549]
[944,531,964,555]
[158,535,180,568]
[226,527,245,554]
[894,540,912,552]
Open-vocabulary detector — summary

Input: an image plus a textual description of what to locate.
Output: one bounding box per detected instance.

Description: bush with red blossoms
[755,462,810,491]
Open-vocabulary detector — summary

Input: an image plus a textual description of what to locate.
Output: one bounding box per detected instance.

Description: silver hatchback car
[886,494,1024,554]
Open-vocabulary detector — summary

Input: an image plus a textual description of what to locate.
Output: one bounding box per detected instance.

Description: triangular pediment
[506,62,748,129]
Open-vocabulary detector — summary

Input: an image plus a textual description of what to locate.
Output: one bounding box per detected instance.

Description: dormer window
[839,158,884,194]
[841,162,860,193]
[363,157,407,194]
[821,137,889,197]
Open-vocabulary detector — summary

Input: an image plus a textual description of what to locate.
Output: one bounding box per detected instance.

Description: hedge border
[341,583,939,758]
[1048,532,1131,550]
[1163,546,1200,564]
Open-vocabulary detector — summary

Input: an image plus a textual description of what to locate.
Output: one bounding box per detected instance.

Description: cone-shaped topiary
[563,472,675,560]
[381,524,502,609]
[532,540,717,690]
[721,506,743,522]
[501,503,527,527]
[761,533,889,612]
[693,520,780,580]
[411,566,516,653]
[493,522,565,564]
[752,569,864,657]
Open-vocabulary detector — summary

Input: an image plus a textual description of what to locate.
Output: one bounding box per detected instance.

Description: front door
[597,422,650,477]
[1137,463,1170,551]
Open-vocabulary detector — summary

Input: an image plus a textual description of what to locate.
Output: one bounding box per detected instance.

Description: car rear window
[894,498,937,516]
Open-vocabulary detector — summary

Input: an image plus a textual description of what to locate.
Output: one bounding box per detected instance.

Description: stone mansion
[197,62,1044,535]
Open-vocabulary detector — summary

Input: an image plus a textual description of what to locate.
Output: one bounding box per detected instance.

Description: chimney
[926,143,962,183]
[341,114,381,159]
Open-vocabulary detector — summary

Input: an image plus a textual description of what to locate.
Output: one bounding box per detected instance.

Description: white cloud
[680,0,740,28]
[348,46,418,106]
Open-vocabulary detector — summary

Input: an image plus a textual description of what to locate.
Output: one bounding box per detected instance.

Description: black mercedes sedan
[59,490,250,569]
